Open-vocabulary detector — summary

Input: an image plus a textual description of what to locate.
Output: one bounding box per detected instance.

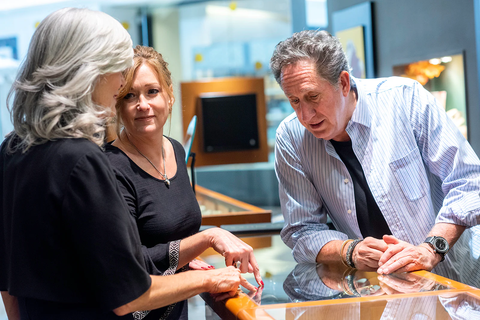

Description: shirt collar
[348,77,371,128]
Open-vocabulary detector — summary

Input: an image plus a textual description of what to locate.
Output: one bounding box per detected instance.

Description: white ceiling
[0,0,225,12]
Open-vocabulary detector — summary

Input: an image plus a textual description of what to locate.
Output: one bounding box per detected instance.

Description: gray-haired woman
[0,7,245,320]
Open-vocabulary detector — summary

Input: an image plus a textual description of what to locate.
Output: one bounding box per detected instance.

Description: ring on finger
[234,260,241,269]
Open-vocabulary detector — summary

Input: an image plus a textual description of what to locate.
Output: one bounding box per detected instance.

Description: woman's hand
[189,259,214,270]
[202,228,263,286]
[205,266,257,301]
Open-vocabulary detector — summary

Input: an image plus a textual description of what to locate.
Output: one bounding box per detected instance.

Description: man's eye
[310,94,319,100]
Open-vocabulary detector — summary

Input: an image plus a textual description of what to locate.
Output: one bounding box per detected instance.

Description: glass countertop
[200,234,480,319]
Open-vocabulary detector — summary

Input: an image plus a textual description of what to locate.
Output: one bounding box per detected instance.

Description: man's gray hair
[7,7,133,152]
[270,30,351,88]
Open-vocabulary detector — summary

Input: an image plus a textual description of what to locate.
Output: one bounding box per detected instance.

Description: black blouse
[0,137,151,319]
[105,137,202,320]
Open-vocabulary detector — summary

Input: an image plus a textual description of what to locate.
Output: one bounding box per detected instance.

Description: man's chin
[309,131,327,140]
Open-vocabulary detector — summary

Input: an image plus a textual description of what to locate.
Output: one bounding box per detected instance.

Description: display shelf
[196,185,271,226]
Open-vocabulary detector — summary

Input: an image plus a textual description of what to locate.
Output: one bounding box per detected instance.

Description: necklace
[125,133,170,187]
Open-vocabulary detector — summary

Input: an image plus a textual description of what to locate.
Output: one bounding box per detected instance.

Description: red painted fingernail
[261,281,264,287]
[209,266,215,269]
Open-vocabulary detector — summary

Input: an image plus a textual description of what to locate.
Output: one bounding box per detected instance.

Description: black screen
[200,93,259,153]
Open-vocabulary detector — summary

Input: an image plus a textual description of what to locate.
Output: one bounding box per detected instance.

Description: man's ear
[339,71,351,97]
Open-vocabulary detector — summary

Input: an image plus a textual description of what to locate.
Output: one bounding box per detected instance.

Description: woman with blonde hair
[1,8,246,320]
[106,45,263,320]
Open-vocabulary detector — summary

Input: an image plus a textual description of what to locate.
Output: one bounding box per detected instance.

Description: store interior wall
[1,0,480,207]
[327,0,480,151]
[152,7,184,142]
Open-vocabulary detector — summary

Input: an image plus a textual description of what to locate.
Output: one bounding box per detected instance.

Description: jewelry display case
[196,234,480,320]
[196,185,271,226]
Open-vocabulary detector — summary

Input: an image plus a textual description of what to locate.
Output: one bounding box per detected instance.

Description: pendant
[165,179,170,187]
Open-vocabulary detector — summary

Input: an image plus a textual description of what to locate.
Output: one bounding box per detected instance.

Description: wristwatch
[424,236,449,262]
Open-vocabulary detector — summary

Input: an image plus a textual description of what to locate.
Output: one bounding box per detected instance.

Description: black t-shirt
[105,137,201,320]
[0,136,151,319]
[331,139,391,238]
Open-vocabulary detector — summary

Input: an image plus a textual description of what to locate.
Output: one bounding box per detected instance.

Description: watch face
[434,238,449,253]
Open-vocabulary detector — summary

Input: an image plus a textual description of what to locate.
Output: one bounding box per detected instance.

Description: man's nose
[299,103,315,122]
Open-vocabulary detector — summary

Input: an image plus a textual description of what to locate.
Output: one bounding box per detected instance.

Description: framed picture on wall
[336,26,366,79]
[332,2,374,78]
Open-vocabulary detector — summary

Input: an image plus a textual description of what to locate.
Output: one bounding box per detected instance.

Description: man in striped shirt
[270,30,480,282]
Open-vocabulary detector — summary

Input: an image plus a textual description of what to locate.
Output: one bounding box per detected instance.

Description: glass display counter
[196,185,271,226]
[199,234,480,320]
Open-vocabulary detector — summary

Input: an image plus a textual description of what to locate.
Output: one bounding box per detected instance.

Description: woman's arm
[1,291,20,320]
[113,267,245,316]
[178,228,263,286]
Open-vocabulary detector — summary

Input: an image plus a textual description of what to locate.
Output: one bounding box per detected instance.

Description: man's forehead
[281,63,325,95]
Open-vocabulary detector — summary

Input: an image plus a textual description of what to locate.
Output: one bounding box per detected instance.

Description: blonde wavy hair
[114,45,175,138]
[7,7,133,152]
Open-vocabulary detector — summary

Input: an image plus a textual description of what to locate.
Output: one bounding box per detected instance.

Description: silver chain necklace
[125,133,170,187]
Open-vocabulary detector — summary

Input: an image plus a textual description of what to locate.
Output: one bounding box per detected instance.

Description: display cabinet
[196,185,271,226]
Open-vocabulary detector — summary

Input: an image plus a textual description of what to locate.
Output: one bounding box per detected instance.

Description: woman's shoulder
[2,136,101,157]
[54,139,110,170]
[167,137,183,149]
[166,137,186,158]
[104,143,131,168]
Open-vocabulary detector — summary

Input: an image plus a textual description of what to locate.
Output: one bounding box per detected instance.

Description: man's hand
[352,237,389,271]
[377,235,441,274]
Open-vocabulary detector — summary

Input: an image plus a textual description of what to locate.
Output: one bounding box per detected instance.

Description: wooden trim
[201,291,275,320]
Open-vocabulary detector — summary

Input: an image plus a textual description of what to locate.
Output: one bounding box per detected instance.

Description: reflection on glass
[281,263,480,320]
[283,263,450,303]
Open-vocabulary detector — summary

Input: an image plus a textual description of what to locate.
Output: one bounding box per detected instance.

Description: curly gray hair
[270,30,351,89]
[7,7,133,152]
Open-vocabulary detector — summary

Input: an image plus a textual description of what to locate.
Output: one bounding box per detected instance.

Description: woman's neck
[117,130,165,162]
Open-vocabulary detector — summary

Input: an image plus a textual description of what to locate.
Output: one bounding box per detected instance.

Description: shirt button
[344,179,349,184]
[347,209,352,214]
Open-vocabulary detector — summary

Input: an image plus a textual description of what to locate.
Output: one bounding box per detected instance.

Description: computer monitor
[199,93,259,153]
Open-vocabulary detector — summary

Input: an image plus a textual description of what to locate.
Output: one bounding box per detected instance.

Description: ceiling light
[441,56,452,63]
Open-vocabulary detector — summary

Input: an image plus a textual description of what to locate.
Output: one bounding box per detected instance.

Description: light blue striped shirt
[275,77,480,278]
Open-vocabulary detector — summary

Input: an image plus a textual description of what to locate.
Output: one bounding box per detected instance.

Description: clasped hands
[352,235,443,274]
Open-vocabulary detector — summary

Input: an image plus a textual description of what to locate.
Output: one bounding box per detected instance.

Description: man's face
[280,60,352,141]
